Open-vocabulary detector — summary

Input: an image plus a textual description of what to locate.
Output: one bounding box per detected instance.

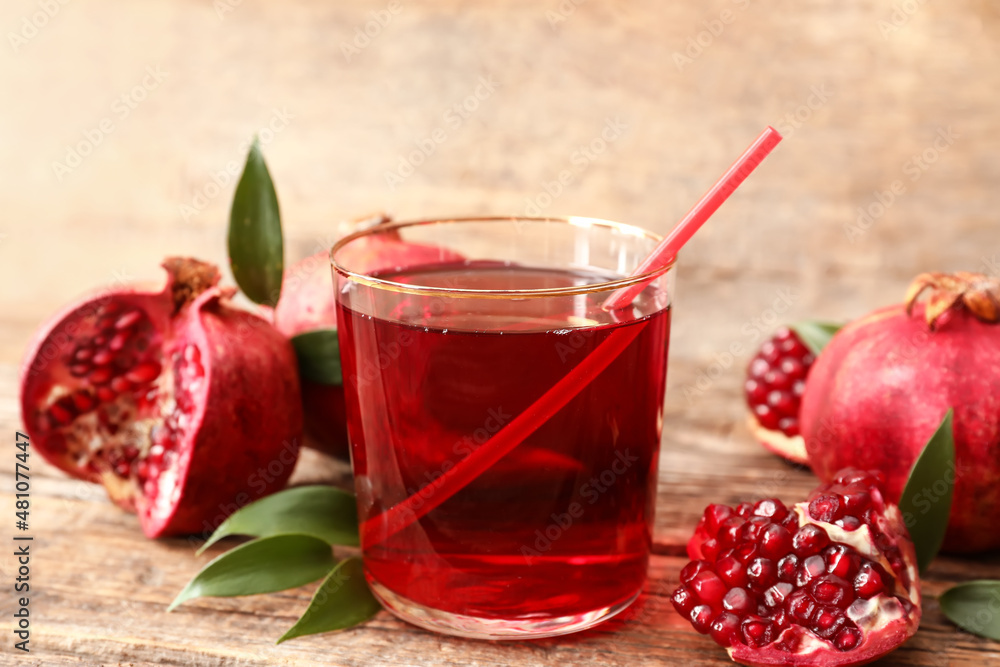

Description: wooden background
[2,0,999,664]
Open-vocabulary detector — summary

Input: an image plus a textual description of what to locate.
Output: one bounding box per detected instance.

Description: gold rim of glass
[330,216,675,299]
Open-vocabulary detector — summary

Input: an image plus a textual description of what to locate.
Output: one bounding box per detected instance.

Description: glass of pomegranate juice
[332,217,674,639]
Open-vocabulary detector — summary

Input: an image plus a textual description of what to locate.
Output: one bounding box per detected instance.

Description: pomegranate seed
[69,363,90,377]
[114,309,143,330]
[88,366,113,385]
[701,538,721,561]
[812,605,847,639]
[114,460,131,477]
[96,315,117,331]
[93,349,116,366]
[792,379,806,397]
[709,612,741,647]
[808,494,845,522]
[796,555,827,587]
[110,377,134,393]
[777,417,799,437]
[741,516,771,542]
[680,560,711,584]
[745,378,767,403]
[747,558,777,590]
[767,390,796,415]
[96,387,117,402]
[824,545,861,579]
[835,626,862,651]
[719,517,746,547]
[70,390,95,413]
[109,331,130,352]
[777,554,799,582]
[763,369,791,390]
[753,499,788,521]
[763,582,794,608]
[835,515,862,531]
[74,346,95,361]
[759,524,793,559]
[753,404,780,429]
[704,504,734,534]
[760,341,781,364]
[786,590,817,623]
[780,357,806,379]
[734,542,759,564]
[123,445,140,460]
[749,358,770,378]
[793,525,830,557]
[741,616,772,648]
[723,587,754,615]
[690,605,714,634]
[781,336,808,356]
[691,571,727,607]
[49,402,75,425]
[811,575,853,608]
[735,502,754,518]
[126,361,161,385]
[774,327,794,341]
[716,556,749,589]
[671,586,696,615]
[853,563,885,599]
[93,334,108,346]
[841,491,872,514]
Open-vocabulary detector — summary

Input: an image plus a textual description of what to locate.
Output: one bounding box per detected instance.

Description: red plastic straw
[363,127,783,547]
[602,126,783,311]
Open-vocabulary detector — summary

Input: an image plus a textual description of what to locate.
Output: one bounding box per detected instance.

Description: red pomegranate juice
[337,261,670,623]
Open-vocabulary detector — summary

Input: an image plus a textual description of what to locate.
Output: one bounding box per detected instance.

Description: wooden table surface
[2,0,1000,665]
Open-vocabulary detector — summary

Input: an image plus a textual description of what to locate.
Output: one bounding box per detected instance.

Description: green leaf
[789,321,842,356]
[228,138,284,307]
[898,409,955,574]
[940,580,1000,641]
[277,557,381,643]
[198,485,358,555]
[170,535,334,611]
[291,329,342,385]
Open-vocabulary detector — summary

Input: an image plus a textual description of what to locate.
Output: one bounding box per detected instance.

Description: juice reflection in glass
[332,217,673,639]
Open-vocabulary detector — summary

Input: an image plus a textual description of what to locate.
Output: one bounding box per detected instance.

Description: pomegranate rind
[747,414,809,466]
[801,300,1000,552]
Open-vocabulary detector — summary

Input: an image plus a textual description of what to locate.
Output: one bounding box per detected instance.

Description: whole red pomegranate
[672,470,920,666]
[273,215,462,457]
[20,258,303,538]
[801,272,1000,553]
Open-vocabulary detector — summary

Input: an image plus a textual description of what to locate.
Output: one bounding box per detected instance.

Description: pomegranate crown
[904,271,1000,328]
[161,257,224,314]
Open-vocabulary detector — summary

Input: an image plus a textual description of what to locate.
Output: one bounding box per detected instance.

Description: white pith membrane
[726,499,920,663]
[28,299,207,525]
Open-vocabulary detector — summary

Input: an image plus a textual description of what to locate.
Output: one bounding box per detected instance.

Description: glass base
[369,579,640,640]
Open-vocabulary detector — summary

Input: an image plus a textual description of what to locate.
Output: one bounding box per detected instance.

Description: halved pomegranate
[745,327,815,466]
[672,469,920,666]
[20,258,303,538]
